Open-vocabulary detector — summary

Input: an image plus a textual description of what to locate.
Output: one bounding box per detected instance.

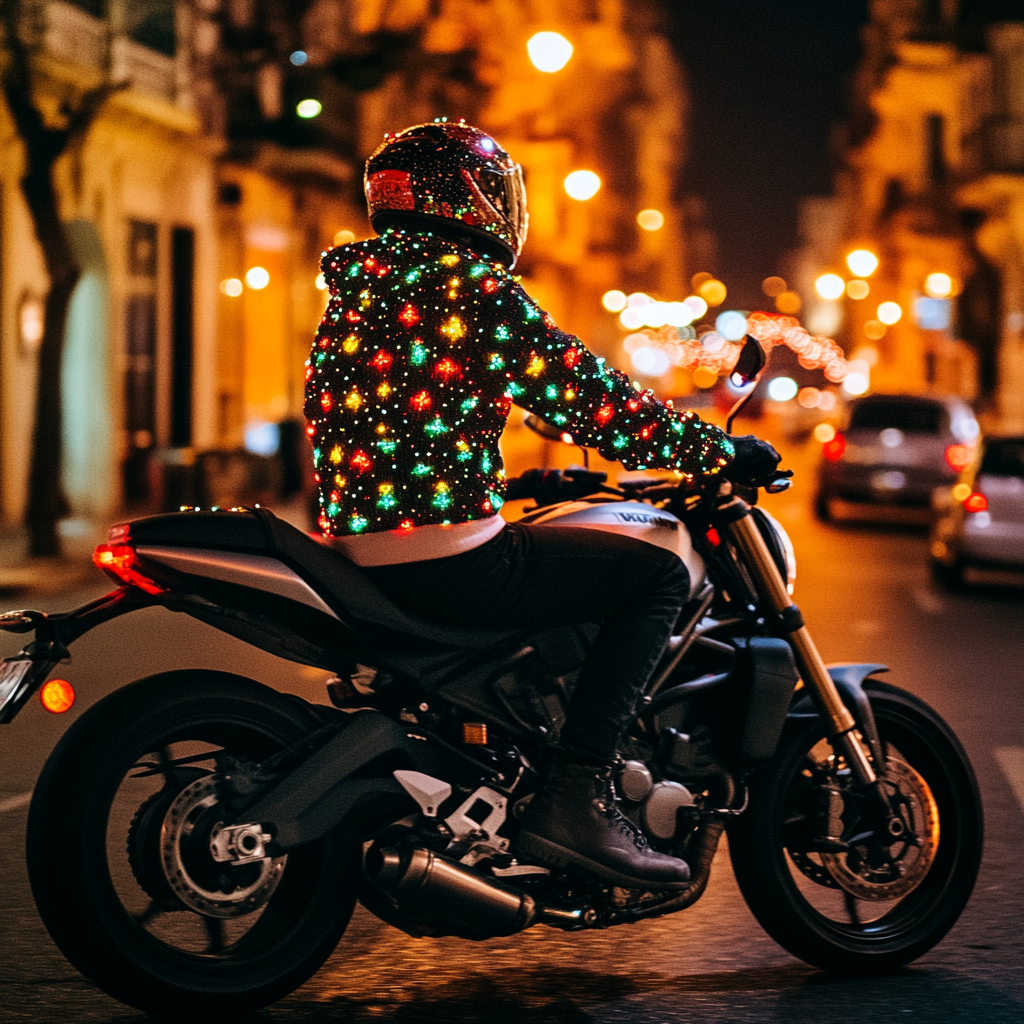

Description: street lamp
[846,249,878,277]
[527,32,573,72]
[815,274,845,301]
[564,170,601,200]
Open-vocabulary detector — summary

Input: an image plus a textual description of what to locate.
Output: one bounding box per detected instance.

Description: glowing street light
[602,290,627,312]
[846,249,878,277]
[637,209,664,231]
[245,266,270,290]
[924,273,954,298]
[815,274,845,301]
[220,277,243,297]
[564,170,601,200]
[527,32,573,73]
[877,301,902,325]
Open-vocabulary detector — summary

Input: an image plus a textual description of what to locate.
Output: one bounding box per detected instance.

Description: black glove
[726,435,782,484]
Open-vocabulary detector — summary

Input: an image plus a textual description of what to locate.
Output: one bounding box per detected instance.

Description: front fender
[788,663,888,765]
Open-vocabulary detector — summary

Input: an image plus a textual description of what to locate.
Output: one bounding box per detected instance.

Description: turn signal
[963,492,988,513]
[40,679,75,714]
[945,444,971,471]
[462,722,489,745]
[823,433,846,462]
[93,542,165,594]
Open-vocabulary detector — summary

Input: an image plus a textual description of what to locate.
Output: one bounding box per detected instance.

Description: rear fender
[788,663,888,764]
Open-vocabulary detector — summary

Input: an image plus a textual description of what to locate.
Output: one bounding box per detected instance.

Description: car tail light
[962,492,988,513]
[92,533,165,595]
[945,444,971,471]
[823,433,846,462]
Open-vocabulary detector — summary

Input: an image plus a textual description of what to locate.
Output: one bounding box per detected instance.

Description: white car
[931,436,1024,586]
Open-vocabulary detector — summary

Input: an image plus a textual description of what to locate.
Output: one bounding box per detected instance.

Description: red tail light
[945,444,971,471]
[963,492,988,513]
[823,433,846,462]
[93,539,165,594]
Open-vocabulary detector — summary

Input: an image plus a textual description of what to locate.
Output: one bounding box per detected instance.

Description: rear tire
[728,680,982,973]
[27,671,357,1015]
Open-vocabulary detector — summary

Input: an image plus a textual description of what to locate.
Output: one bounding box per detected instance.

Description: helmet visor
[475,164,528,251]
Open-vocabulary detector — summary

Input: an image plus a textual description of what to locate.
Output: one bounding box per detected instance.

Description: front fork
[720,492,904,833]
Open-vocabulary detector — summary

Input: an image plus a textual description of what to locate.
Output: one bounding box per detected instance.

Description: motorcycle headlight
[752,507,797,595]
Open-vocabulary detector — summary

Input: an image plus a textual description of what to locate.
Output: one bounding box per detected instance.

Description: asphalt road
[1,445,1022,1023]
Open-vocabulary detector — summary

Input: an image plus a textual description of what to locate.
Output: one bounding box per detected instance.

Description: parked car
[815,394,979,521]
[930,435,1024,587]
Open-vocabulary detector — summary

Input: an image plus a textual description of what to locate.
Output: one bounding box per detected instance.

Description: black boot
[517,760,691,890]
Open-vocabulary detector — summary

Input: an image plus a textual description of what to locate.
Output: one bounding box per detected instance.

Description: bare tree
[0,0,123,556]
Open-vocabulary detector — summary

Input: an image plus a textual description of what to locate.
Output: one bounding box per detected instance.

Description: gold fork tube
[724,505,876,783]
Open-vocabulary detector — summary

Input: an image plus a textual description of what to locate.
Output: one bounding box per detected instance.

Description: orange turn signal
[462,722,488,745]
[40,679,75,714]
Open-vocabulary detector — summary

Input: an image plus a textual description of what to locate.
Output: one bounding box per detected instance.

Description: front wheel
[728,680,982,973]
[27,671,357,1015]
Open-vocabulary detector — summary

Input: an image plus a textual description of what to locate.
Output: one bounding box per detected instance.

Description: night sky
[664,1,870,308]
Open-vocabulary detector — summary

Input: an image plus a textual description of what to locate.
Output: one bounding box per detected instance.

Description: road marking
[0,791,32,814]
[912,587,944,615]
[994,747,1024,815]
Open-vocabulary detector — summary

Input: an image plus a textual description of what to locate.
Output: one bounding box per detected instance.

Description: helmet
[364,121,528,267]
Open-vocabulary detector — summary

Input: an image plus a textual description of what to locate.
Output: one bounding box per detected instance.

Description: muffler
[366,845,587,937]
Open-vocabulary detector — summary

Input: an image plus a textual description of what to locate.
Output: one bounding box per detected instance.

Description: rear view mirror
[730,335,767,386]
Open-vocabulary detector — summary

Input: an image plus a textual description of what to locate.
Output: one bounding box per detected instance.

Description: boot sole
[517,831,690,891]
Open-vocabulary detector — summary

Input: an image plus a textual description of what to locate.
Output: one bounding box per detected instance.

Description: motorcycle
[0,337,982,1016]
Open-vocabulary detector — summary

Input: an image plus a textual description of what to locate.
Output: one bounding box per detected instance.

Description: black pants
[365,524,690,760]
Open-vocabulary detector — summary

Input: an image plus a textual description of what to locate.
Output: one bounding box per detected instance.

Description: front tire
[27,671,357,1015]
[728,680,982,973]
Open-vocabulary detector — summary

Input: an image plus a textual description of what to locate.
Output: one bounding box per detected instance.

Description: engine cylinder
[367,845,539,937]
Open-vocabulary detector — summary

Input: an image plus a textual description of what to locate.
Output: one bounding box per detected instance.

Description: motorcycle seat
[127,507,521,651]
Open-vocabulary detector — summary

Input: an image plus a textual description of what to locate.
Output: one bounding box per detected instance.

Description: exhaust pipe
[366,845,590,937]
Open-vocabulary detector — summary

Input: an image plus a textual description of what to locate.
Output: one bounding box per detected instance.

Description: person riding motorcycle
[304,121,780,889]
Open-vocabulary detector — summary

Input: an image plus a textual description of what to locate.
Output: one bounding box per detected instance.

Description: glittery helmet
[364,121,528,267]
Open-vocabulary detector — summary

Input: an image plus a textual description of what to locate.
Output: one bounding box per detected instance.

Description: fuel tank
[519,499,706,597]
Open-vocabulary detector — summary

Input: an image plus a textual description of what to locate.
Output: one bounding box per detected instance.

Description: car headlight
[753,507,797,595]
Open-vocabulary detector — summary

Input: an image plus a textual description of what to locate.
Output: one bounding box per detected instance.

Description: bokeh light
[220,277,243,297]
[815,274,845,300]
[924,272,954,298]
[527,32,574,73]
[842,358,872,395]
[818,390,837,412]
[846,279,870,300]
[698,278,727,306]
[333,229,356,246]
[296,98,322,119]
[863,319,886,340]
[642,303,669,328]
[564,170,601,200]
[846,249,879,277]
[315,273,327,290]
[245,266,270,290]
[814,422,837,443]
[692,366,718,389]
[798,387,821,409]
[619,308,644,329]
[715,310,748,341]
[877,301,902,325]
[290,50,308,66]
[767,376,798,402]
[626,291,653,308]
[602,290,627,312]
[762,276,787,297]
[622,332,648,353]
[631,346,670,376]
[637,209,665,231]
[665,302,694,327]
[683,295,708,319]
[775,291,802,314]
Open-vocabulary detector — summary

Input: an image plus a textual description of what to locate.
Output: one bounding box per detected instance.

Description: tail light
[945,444,971,471]
[963,492,988,513]
[823,433,846,462]
[93,527,165,594]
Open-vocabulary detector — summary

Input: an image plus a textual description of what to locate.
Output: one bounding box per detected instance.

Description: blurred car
[814,393,979,521]
[930,436,1024,586]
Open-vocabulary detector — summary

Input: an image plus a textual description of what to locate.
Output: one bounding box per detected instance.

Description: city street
[1,440,1022,1023]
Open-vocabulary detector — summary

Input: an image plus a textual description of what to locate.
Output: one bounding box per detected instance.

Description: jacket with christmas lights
[304,226,735,536]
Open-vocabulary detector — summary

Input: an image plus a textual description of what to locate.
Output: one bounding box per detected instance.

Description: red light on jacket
[823,433,846,462]
[92,543,165,594]
[40,679,75,714]
[945,444,971,471]
[963,492,988,513]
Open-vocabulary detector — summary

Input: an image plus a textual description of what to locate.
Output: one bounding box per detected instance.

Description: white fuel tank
[520,499,706,597]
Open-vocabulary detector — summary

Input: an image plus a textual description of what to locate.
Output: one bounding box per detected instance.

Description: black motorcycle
[0,339,982,1015]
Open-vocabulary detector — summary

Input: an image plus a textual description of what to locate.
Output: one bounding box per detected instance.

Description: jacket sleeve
[494,277,735,478]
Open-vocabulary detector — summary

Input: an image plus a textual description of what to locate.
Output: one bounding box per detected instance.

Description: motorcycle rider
[304,121,780,890]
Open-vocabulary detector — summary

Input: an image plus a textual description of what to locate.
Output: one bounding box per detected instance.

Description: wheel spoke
[844,889,862,925]
[202,914,228,954]
[133,898,181,927]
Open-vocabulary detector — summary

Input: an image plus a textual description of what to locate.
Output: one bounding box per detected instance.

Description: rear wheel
[728,680,982,973]
[27,671,357,1015]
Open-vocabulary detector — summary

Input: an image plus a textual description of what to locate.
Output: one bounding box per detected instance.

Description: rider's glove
[725,435,782,484]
